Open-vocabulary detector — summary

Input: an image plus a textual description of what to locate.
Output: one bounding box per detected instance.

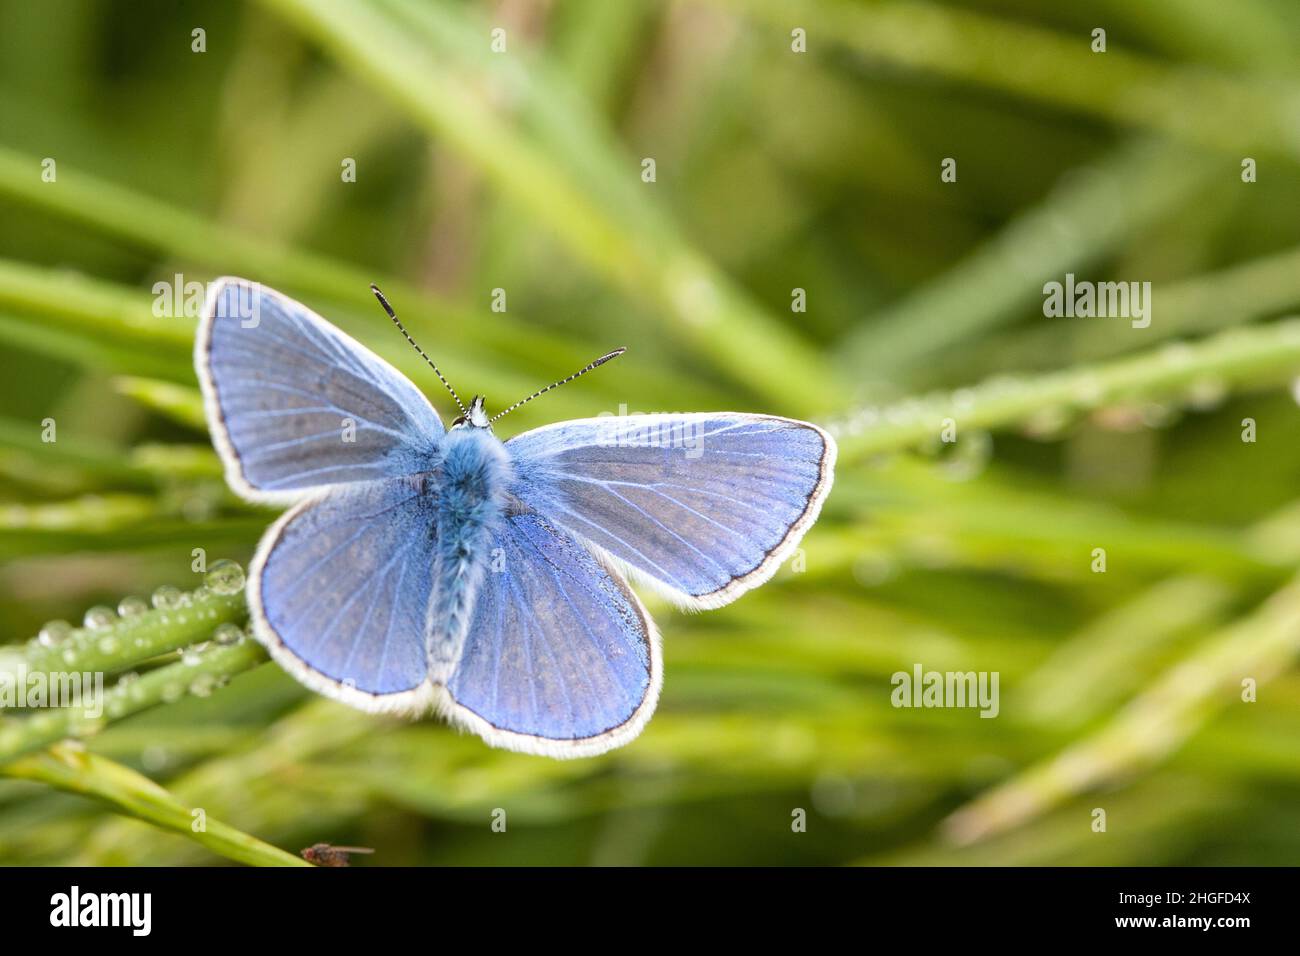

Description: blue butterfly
[195,278,836,757]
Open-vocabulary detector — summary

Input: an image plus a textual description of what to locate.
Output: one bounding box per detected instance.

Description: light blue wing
[197,277,443,503]
[506,413,835,609]
[249,476,438,711]
[444,512,660,757]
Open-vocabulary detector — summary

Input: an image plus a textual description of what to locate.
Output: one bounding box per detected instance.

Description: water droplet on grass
[38,620,72,647]
[152,586,182,610]
[213,623,243,646]
[142,746,170,771]
[83,606,116,630]
[117,595,148,618]
[205,559,246,595]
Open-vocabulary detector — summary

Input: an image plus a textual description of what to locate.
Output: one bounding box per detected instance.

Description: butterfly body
[197,278,835,757]
[427,420,512,680]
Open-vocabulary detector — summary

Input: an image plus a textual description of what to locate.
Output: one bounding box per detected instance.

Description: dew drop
[1140,402,1178,428]
[810,773,856,818]
[1072,374,1105,407]
[950,388,977,413]
[151,586,182,610]
[117,595,149,618]
[161,683,184,703]
[1023,405,1073,440]
[1160,341,1195,367]
[83,605,117,630]
[69,714,103,737]
[96,635,120,655]
[852,552,897,587]
[205,559,246,596]
[213,623,243,646]
[142,746,170,771]
[37,620,72,647]
[1185,378,1227,411]
[182,492,218,523]
[940,430,992,482]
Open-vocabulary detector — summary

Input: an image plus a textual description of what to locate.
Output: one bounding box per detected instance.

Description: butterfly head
[452,395,492,430]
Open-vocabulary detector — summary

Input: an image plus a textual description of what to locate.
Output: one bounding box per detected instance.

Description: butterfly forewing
[197,277,443,502]
[506,413,835,609]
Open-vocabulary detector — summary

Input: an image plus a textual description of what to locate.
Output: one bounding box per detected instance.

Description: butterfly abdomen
[427,428,513,682]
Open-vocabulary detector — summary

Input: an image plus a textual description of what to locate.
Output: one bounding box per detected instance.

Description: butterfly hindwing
[444,511,661,757]
[197,277,443,503]
[249,476,439,712]
[506,413,835,609]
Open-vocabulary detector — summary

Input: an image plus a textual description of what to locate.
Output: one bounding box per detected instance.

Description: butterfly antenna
[370,285,467,416]
[490,348,626,424]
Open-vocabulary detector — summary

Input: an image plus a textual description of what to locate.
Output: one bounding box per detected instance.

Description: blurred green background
[2,0,1300,866]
